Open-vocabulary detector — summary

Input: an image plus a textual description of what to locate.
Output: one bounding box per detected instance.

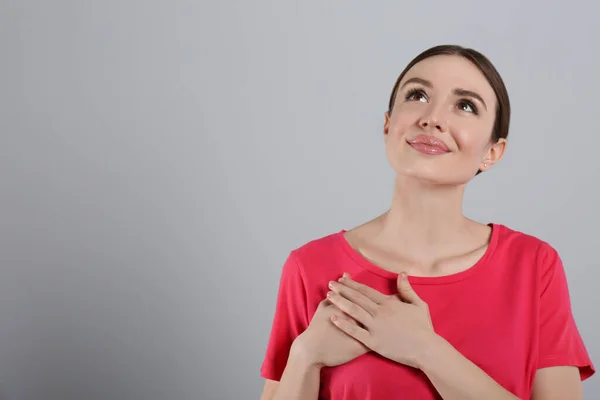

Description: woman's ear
[383,111,391,141]
[479,138,507,171]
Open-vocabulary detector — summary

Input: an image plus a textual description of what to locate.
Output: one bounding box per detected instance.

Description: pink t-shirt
[260,223,595,399]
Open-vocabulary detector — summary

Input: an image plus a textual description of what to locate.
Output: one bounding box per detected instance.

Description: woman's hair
[387,45,511,145]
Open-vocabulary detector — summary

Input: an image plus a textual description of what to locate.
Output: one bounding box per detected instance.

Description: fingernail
[327,291,333,298]
[343,272,350,278]
[328,281,335,289]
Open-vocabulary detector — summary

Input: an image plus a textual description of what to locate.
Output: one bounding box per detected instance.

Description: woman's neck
[375,174,474,261]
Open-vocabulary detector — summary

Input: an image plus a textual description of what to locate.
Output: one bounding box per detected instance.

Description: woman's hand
[326,273,436,369]
[292,292,370,369]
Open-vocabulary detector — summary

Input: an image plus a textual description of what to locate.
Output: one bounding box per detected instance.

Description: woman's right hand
[291,297,370,368]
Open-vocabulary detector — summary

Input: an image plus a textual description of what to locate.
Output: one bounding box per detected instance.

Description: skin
[260,55,583,400]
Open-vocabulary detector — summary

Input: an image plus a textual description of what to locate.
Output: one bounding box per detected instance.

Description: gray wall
[1,1,598,399]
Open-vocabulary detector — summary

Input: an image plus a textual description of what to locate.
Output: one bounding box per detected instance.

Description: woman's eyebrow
[400,77,432,89]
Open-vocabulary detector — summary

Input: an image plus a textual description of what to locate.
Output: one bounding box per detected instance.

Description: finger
[396,272,424,305]
[327,290,372,327]
[329,280,378,316]
[330,314,371,346]
[338,275,388,304]
[317,298,331,309]
[330,306,361,326]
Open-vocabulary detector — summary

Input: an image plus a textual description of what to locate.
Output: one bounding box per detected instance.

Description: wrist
[290,337,324,371]
[415,332,446,371]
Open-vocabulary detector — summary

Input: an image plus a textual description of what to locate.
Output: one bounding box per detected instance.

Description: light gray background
[1,1,598,399]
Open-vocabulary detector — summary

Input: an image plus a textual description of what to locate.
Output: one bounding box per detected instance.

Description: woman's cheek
[454,129,484,154]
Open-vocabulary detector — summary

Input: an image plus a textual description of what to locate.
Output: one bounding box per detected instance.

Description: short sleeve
[537,243,595,380]
[260,251,310,381]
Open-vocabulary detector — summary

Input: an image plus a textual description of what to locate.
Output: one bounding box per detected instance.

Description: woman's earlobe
[480,159,493,171]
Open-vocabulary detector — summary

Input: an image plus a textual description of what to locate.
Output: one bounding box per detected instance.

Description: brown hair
[387,45,511,145]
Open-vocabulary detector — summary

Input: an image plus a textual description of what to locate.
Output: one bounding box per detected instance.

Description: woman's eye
[458,100,478,114]
[406,90,427,102]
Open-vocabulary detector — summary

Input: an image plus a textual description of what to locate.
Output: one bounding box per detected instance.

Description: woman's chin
[393,168,472,187]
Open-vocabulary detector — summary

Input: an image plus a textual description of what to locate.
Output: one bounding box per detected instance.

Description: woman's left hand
[326,273,436,369]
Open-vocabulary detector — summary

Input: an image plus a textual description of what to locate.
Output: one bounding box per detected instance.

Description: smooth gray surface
[1,1,598,399]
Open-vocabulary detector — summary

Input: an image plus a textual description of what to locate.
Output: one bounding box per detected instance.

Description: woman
[259,45,595,400]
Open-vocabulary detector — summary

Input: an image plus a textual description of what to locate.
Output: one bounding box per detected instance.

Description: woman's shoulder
[491,223,563,273]
[289,229,347,260]
[493,223,556,253]
[281,229,355,281]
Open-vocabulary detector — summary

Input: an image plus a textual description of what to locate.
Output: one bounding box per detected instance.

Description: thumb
[396,272,422,305]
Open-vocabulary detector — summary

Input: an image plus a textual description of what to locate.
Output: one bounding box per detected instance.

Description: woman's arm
[259,380,278,400]
[530,366,582,400]
[261,343,321,400]
[419,336,584,400]
[417,334,519,399]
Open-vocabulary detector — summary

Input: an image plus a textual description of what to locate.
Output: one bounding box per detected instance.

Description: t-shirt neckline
[337,223,501,285]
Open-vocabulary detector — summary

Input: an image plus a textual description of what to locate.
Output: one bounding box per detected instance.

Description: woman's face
[384,55,505,185]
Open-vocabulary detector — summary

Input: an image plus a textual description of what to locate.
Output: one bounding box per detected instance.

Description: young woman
[259,45,595,400]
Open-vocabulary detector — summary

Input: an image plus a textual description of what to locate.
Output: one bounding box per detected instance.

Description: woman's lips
[407,134,450,155]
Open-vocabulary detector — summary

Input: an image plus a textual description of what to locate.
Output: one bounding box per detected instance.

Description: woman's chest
[427,285,537,397]
[319,353,440,400]
[318,291,536,400]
